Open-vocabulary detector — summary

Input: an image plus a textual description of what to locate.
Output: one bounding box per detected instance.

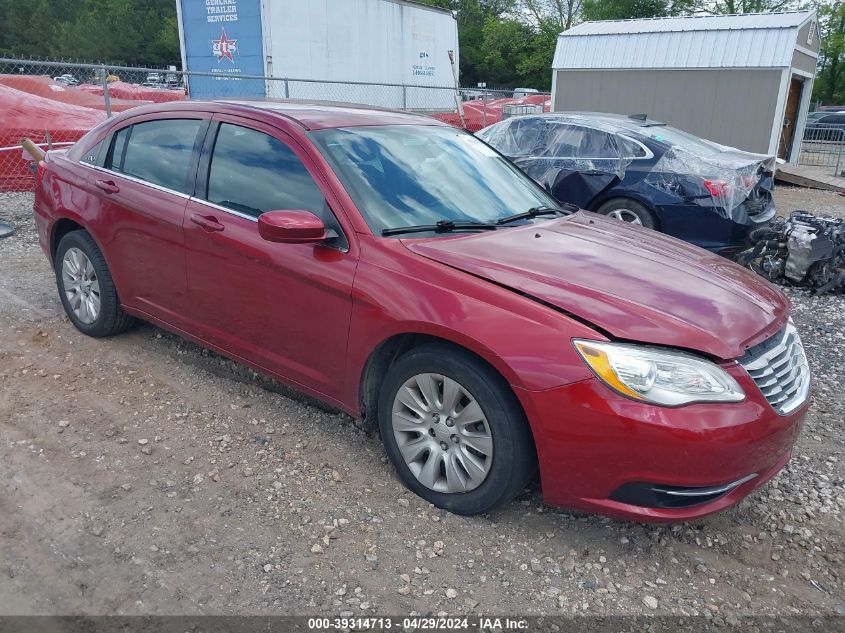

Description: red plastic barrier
[81,80,186,103]
[0,75,147,112]
[0,84,106,192]
[432,96,552,132]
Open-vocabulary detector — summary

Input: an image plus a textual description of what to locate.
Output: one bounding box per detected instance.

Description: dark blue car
[477,113,777,255]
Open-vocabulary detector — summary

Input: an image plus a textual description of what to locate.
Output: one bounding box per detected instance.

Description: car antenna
[628,113,648,121]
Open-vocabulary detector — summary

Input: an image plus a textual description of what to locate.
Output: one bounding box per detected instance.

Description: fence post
[402,85,407,110]
[284,79,289,99]
[836,130,844,177]
[101,65,112,118]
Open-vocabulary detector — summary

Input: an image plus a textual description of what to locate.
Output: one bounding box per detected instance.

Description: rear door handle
[190,213,225,232]
[95,179,120,194]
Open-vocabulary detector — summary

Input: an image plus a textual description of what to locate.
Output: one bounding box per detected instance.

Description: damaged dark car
[477,113,777,255]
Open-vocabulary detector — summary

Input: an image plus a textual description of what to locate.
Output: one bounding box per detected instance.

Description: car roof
[529,111,667,130]
[126,99,449,131]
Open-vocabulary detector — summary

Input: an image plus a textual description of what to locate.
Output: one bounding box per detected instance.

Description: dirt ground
[0,191,843,620]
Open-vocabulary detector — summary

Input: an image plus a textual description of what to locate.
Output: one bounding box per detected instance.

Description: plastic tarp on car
[643,141,777,221]
[0,75,147,112]
[476,115,630,208]
[0,84,105,192]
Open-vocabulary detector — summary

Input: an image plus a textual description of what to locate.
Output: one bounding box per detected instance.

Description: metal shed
[551,11,819,162]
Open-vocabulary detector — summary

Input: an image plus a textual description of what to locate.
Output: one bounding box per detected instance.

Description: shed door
[779,76,804,160]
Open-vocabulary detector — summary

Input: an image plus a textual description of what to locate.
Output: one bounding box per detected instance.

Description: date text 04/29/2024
[306,616,529,630]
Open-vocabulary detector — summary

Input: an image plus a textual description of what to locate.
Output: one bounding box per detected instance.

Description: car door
[88,115,208,326]
[523,122,621,208]
[183,115,358,401]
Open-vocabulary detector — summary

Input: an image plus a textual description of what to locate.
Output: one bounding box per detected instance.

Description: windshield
[311,125,561,235]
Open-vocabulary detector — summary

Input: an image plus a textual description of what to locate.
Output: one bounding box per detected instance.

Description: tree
[698,0,805,13]
[0,0,179,66]
[814,2,845,105]
[519,0,581,30]
[581,0,694,21]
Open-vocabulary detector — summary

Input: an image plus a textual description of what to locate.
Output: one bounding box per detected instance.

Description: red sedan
[32,100,810,521]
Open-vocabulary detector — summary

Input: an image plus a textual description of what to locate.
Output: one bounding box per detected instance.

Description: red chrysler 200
[33,101,811,521]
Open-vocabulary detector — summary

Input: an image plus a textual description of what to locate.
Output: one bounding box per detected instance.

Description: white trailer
[177,0,459,109]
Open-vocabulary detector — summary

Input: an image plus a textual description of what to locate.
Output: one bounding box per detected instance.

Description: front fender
[342,239,603,411]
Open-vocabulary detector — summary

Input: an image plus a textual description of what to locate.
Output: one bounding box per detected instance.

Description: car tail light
[703,179,730,197]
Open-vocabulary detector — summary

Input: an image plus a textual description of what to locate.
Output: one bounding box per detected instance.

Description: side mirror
[258,210,327,244]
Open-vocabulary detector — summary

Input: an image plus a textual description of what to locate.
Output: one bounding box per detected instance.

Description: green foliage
[582,0,671,20]
[0,0,179,66]
[814,2,845,105]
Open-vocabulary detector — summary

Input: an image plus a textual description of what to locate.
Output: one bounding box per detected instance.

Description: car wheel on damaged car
[33,100,810,520]
[477,113,777,257]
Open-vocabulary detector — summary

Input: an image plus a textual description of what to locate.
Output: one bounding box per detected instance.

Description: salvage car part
[737,211,845,294]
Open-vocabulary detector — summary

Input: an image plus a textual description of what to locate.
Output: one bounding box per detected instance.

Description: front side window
[312,125,559,234]
[113,119,202,193]
[205,123,326,219]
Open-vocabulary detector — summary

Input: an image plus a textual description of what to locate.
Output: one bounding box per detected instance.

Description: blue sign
[180,0,265,98]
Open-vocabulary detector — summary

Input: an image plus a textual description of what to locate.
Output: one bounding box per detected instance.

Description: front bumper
[515,363,808,522]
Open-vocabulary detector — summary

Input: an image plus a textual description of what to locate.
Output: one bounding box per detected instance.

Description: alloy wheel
[607,209,643,225]
[391,372,494,493]
[62,247,101,324]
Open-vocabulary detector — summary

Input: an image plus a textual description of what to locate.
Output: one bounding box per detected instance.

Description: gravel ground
[775,186,845,220]
[0,191,843,621]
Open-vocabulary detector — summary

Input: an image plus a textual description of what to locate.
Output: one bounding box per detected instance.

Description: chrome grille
[739,321,810,415]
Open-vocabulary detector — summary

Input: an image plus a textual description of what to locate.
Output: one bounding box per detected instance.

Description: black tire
[596,198,657,229]
[377,343,536,515]
[55,230,135,337]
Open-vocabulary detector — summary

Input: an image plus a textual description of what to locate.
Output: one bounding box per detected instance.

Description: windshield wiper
[381,220,499,237]
[495,204,576,226]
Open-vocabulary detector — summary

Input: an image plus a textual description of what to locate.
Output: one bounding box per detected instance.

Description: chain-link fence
[797,125,845,177]
[0,58,550,193]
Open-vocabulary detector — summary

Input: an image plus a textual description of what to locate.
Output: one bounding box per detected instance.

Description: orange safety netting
[79,80,186,103]
[0,83,106,192]
[433,95,552,132]
[0,75,148,112]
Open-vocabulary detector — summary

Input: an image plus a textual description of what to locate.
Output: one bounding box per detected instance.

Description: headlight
[573,339,745,406]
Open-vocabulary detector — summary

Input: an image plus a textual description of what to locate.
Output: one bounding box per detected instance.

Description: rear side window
[617,135,648,158]
[205,123,325,219]
[107,126,131,169]
[111,119,202,193]
[578,128,621,159]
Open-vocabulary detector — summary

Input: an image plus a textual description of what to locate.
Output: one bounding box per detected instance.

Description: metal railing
[0,57,549,193]
[797,124,845,177]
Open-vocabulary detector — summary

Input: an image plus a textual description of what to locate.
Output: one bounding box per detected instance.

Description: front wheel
[377,344,536,515]
[596,198,657,229]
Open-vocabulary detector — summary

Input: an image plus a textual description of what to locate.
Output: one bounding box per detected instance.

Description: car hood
[403,212,789,360]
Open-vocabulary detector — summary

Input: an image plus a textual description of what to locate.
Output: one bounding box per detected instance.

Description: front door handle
[95,179,120,194]
[190,213,225,232]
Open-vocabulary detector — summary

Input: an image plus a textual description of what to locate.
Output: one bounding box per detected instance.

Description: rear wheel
[55,230,134,337]
[378,344,536,515]
[596,198,656,229]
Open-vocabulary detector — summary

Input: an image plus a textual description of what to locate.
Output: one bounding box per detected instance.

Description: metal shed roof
[553,11,815,70]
